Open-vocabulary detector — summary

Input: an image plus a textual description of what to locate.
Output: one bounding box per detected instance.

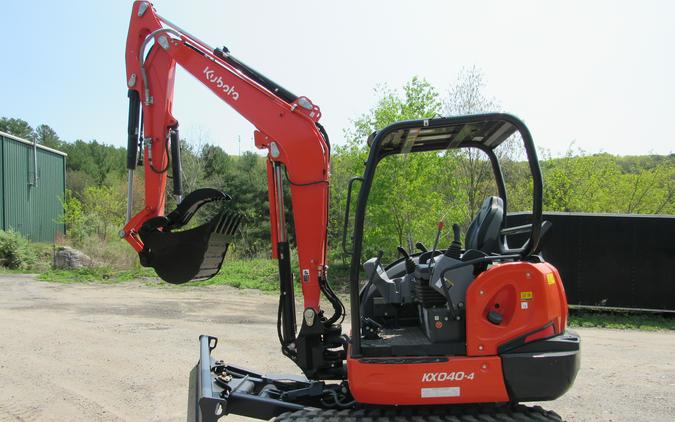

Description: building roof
[0,130,67,157]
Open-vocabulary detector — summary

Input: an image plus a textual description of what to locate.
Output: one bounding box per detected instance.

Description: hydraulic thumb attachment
[138,188,243,284]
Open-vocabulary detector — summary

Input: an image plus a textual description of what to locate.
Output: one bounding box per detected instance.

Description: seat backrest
[465,196,504,254]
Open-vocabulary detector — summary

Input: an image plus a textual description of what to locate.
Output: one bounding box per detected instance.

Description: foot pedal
[138,189,243,284]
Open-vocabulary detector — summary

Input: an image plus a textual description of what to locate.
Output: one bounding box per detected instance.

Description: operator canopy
[368,115,518,156]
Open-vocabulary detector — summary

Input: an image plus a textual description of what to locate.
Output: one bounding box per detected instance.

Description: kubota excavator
[121,2,580,421]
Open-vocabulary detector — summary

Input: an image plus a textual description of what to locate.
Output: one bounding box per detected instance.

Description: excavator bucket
[137,189,243,284]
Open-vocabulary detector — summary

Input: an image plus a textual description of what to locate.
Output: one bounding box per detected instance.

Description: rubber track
[274,404,564,422]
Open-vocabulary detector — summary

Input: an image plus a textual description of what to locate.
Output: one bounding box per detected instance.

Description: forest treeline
[2,70,672,265]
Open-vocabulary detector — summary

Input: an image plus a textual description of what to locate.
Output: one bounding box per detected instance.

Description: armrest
[500,223,533,236]
[499,220,552,255]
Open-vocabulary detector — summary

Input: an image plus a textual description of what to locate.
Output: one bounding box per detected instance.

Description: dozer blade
[138,189,243,284]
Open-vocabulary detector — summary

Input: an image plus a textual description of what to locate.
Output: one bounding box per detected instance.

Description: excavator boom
[122,1,330,313]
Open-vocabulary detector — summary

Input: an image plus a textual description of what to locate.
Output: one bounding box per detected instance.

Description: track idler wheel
[138,188,243,284]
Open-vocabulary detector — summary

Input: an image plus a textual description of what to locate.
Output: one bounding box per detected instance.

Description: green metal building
[0,130,66,242]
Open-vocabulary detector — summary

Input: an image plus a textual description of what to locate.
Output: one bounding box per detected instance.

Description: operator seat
[465,196,504,254]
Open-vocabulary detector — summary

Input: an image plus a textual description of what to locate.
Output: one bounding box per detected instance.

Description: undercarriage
[191,332,579,421]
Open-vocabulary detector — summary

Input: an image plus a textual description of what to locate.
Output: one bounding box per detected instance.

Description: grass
[180,258,279,291]
[38,266,149,284]
[569,309,675,331]
[0,266,39,275]
[37,258,282,290]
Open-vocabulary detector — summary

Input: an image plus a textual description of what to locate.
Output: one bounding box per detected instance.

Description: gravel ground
[0,274,673,422]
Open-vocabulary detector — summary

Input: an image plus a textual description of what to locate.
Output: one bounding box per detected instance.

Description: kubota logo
[203,66,240,101]
[422,371,475,382]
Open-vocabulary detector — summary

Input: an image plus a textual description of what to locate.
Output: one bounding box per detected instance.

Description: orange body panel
[347,261,569,405]
[347,354,509,405]
[465,261,568,356]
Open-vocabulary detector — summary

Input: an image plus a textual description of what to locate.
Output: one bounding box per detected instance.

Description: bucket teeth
[213,210,241,236]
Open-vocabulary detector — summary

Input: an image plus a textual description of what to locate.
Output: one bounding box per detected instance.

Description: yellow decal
[546,273,556,285]
[520,291,533,300]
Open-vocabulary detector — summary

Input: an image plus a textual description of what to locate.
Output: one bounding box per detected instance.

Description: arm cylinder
[126,90,141,170]
[169,126,183,201]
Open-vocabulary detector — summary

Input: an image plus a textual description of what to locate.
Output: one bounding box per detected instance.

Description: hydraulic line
[138,28,182,105]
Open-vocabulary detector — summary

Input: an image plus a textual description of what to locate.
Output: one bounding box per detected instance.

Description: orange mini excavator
[121,2,580,421]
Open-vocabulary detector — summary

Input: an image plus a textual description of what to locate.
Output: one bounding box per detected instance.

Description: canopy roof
[368,115,518,155]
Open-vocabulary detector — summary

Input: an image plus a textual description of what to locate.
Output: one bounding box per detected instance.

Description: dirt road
[0,274,673,421]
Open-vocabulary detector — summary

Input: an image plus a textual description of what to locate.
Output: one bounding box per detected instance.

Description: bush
[78,235,139,269]
[0,230,37,270]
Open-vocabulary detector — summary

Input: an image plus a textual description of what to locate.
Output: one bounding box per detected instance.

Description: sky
[0,0,673,157]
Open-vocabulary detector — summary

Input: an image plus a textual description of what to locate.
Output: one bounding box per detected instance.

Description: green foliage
[0,117,34,139]
[337,77,451,260]
[60,189,88,242]
[83,185,126,240]
[77,233,139,269]
[0,230,38,270]
[569,310,675,331]
[346,77,441,144]
[184,258,279,290]
[34,124,61,148]
[39,266,147,284]
[38,258,280,291]
[541,150,674,214]
[0,119,63,150]
[60,140,126,189]
[61,184,127,244]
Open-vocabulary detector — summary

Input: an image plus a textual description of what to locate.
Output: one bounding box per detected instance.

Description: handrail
[342,176,364,255]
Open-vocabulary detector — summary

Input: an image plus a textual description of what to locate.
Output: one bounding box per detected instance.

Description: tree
[443,66,499,117]
[59,190,89,243]
[339,77,450,258]
[542,149,620,212]
[34,124,62,149]
[613,159,674,214]
[0,117,34,140]
[443,67,506,221]
[59,140,126,187]
[201,144,230,180]
[178,141,206,198]
[83,185,126,240]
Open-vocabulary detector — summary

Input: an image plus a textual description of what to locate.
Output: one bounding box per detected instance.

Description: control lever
[437,223,461,320]
[397,246,415,274]
[429,220,444,278]
[431,220,444,256]
[415,242,428,253]
[444,223,462,259]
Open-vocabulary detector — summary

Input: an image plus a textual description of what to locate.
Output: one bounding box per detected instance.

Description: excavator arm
[122,1,345,379]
